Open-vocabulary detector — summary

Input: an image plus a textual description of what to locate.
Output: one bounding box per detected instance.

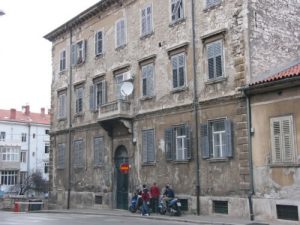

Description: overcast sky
[0,0,99,113]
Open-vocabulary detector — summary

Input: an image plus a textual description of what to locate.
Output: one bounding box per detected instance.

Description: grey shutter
[200,123,210,159]
[89,85,95,111]
[82,40,87,63]
[165,128,174,161]
[172,56,178,88]
[101,80,107,104]
[142,131,148,163]
[142,66,147,96]
[282,118,293,162]
[225,119,233,158]
[171,0,176,21]
[141,8,146,35]
[146,6,152,34]
[147,129,155,162]
[148,64,154,96]
[179,54,185,87]
[271,120,281,162]
[207,44,215,79]
[185,124,192,160]
[215,41,223,77]
[94,137,100,166]
[71,44,76,65]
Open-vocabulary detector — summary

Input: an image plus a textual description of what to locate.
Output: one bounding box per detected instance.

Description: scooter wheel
[129,206,136,213]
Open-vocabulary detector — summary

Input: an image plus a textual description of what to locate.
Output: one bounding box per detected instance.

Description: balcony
[98,99,132,122]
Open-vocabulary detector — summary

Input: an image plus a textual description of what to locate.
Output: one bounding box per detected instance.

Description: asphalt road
[0,211,197,225]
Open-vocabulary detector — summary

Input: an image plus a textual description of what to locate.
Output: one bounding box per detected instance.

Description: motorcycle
[158,196,182,216]
[128,192,143,213]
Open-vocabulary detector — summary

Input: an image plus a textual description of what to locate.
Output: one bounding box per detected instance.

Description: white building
[0,105,50,193]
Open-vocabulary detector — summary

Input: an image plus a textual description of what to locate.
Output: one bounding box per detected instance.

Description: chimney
[22,105,30,116]
[41,107,45,116]
[10,108,16,120]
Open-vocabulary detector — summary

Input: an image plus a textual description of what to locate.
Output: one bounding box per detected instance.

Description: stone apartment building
[44,0,299,220]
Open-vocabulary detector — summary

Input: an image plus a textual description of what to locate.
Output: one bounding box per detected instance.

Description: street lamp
[0,10,5,16]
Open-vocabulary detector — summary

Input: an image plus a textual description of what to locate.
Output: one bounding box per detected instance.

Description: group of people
[138,182,175,216]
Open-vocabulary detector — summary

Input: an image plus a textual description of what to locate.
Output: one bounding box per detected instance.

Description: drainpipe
[191,0,200,215]
[67,27,73,210]
[245,92,255,221]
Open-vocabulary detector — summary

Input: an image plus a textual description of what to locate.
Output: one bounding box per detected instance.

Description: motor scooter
[128,192,143,213]
[158,196,181,216]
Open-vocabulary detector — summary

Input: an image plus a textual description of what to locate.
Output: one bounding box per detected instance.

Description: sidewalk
[39,208,299,225]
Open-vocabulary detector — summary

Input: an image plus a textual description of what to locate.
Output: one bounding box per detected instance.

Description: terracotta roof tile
[0,109,50,125]
[250,63,300,86]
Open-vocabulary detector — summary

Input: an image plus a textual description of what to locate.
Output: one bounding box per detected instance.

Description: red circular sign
[119,163,129,174]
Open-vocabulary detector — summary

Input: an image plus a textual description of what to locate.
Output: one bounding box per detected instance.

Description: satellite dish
[120,82,134,97]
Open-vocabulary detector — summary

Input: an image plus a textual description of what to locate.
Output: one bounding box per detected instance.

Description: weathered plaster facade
[45,0,299,221]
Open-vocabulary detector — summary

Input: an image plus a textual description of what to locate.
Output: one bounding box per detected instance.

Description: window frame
[270,115,296,164]
[59,49,66,72]
[95,30,104,56]
[170,0,184,23]
[0,132,6,141]
[115,18,127,49]
[71,40,86,66]
[20,151,26,163]
[0,171,17,185]
[171,52,186,90]
[141,63,155,98]
[73,139,84,168]
[45,143,50,154]
[57,143,65,169]
[142,129,156,164]
[206,40,224,81]
[21,133,27,142]
[44,162,49,174]
[57,91,67,119]
[75,86,84,114]
[141,3,153,37]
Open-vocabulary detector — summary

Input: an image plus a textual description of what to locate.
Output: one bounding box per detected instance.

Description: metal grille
[213,200,228,214]
[276,204,299,221]
[95,195,102,205]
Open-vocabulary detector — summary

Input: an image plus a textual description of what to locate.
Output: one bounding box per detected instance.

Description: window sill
[58,70,67,76]
[171,86,188,94]
[142,162,156,167]
[205,76,227,85]
[72,61,85,68]
[74,112,84,118]
[140,31,154,40]
[58,117,67,122]
[140,95,155,101]
[269,163,300,168]
[94,164,104,168]
[204,3,222,12]
[95,53,104,60]
[167,160,190,164]
[169,17,186,27]
[207,158,229,163]
[115,44,127,51]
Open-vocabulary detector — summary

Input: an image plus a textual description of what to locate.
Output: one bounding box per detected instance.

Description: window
[94,137,104,166]
[165,124,191,161]
[74,140,84,168]
[44,162,49,174]
[206,0,221,8]
[141,63,154,97]
[0,171,17,185]
[141,4,153,36]
[115,73,126,99]
[20,172,27,185]
[270,115,295,164]
[201,119,233,159]
[95,30,103,56]
[142,129,155,163]
[75,86,84,114]
[0,132,5,141]
[90,80,107,111]
[45,129,50,135]
[207,40,223,80]
[59,50,66,71]
[57,143,65,169]
[45,143,50,154]
[0,146,19,161]
[58,92,66,119]
[171,0,184,22]
[171,53,186,89]
[71,40,85,65]
[115,19,126,48]
[21,133,27,142]
[20,151,26,163]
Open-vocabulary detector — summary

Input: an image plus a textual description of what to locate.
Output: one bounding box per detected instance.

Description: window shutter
[147,129,155,162]
[172,56,178,88]
[225,119,233,158]
[185,124,192,160]
[214,42,223,77]
[165,128,174,161]
[146,6,152,34]
[179,54,185,87]
[142,130,148,163]
[271,120,281,162]
[101,80,107,105]
[207,44,215,79]
[282,118,293,162]
[89,85,95,111]
[200,123,210,159]
[141,8,146,35]
[148,64,154,96]
[142,66,147,96]
[71,44,76,65]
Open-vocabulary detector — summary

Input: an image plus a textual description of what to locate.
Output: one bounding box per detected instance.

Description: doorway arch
[114,145,128,210]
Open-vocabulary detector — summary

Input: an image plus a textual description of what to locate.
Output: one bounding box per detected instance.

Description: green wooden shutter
[225,119,233,158]
[200,123,210,159]
[165,128,174,161]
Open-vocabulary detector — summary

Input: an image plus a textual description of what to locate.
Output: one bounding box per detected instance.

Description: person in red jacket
[150,182,160,213]
[141,184,150,216]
